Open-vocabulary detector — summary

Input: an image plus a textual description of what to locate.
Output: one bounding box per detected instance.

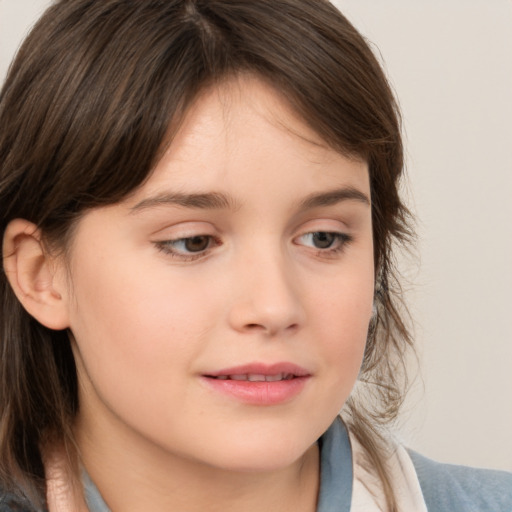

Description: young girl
[0,1,510,511]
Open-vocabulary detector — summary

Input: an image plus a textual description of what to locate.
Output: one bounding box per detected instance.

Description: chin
[194,427,320,474]
[214,448,313,474]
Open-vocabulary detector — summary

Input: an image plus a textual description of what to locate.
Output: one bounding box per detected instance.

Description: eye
[178,235,211,253]
[306,232,337,249]
[154,235,218,260]
[295,231,352,253]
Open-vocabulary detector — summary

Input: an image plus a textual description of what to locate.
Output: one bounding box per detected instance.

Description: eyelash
[154,235,221,262]
[154,231,353,262]
[295,232,353,258]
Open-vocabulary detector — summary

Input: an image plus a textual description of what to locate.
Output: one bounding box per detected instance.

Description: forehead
[127,75,369,206]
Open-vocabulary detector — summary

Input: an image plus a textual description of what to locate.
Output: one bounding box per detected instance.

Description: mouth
[201,363,311,405]
[206,373,298,382]
[204,362,310,381]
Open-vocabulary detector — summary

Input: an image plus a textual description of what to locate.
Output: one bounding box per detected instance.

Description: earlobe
[2,219,70,330]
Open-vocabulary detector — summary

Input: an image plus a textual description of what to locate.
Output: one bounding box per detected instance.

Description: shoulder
[0,488,40,512]
[408,450,512,512]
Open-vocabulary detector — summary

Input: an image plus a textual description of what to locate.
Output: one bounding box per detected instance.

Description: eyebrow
[130,186,370,214]
[130,192,240,213]
[298,187,370,209]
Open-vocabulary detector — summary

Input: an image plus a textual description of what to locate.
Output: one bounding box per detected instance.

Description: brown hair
[0,0,412,509]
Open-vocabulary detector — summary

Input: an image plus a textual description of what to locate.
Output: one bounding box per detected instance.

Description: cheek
[310,262,374,393]
[66,247,216,395]
[69,247,205,342]
[67,254,217,436]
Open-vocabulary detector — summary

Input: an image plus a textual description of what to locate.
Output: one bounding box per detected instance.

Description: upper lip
[204,362,311,378]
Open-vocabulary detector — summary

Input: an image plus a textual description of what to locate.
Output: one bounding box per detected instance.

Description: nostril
[244,323,271,333]
[243,322,299,335]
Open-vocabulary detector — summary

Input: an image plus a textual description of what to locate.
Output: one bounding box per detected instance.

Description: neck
[74,413,320,512]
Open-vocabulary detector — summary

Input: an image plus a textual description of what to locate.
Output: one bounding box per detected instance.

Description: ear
[2,219,70,330]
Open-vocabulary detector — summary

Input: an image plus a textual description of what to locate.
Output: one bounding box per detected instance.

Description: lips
[202,363,310,405]
[205,362,310,379]
[211,373,295,382]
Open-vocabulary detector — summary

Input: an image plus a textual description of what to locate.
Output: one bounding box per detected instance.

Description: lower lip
[201,376,309,405]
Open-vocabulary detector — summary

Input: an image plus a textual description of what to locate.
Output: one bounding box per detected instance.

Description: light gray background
[1,0,511,471]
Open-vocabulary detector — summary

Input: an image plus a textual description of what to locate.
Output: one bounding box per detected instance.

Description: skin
[5,76,374,512]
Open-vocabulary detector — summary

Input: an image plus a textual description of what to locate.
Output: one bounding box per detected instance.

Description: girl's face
[64,76,374,473]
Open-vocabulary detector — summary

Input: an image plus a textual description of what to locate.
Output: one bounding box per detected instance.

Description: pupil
[185,236,209,252]
[313,232,335,249]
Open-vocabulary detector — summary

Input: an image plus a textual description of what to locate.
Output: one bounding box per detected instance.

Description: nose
[227,250,305,337]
